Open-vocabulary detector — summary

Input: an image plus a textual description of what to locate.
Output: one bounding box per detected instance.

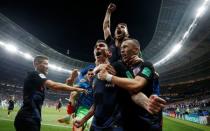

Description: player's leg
[58,114,71,124]
[72,106,89,131]
[14,117,40,131]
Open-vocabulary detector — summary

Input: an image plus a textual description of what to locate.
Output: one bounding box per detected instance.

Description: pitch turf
[0,106,210,131]
[0,107,71,131]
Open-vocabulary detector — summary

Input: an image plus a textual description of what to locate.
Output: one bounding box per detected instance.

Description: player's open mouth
[117,30,122,35]
[96,51,102,57]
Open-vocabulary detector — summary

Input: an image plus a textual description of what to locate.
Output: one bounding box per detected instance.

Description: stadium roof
[148,0,210,84]
[0,0,210,86]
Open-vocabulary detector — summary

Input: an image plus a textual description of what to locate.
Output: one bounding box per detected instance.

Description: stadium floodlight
[171,43,182,55]
[183,31,189,39]
[56,66,62,71]
[154,0,209,67]
[23,53,33,60]
[18,51,33,61]
[0,41,5,46]
[63,69,72,73]
[49,63,73,73]
[49,64,63,71]
[0,41,76,74]
[48,64,57,70]
[5,44,18,53]
[196,5,206,18]
[154,43,182,66]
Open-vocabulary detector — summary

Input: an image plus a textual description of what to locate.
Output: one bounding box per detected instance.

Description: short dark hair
[118,23,128,28]
[123,38,142,57]
[88,68,94,72]
[34,55,48,64]
[94,40,107,49]
[123,38,140,49]
[96,40,106,44]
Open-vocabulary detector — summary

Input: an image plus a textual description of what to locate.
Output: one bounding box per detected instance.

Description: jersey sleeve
[33,72,48,86]
[77,79,88,89]
[137,62,154,80]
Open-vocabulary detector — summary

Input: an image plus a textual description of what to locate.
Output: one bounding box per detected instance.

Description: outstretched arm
[45,80,87,94]
[103,3,116,40]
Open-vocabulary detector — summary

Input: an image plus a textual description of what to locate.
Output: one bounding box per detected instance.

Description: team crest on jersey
[39,73,46,79]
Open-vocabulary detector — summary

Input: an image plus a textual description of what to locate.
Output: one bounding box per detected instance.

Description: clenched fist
[107,3,116,13]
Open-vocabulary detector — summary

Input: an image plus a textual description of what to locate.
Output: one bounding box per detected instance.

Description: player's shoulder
[26,71,37,79]
[27,71,47,80]
[105,35,114,44]
[141,61,154,70]
[79,78,87,83]
[139,61,155,77]
[111,61,125,69]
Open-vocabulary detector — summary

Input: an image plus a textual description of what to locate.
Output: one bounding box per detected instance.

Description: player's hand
[147,95,166,114]
[97,69,108,81]
[106,64,116,75]
[74,119,84,128]
[66,69,78,85]
[81,89,88,95]
[71,69,79,79]
[107,3,116,13]
[77,88,88,95]
[127,55,143,66]
[94,64,116,75]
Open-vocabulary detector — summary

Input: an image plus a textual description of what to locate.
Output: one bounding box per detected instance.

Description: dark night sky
[0,0,161,62]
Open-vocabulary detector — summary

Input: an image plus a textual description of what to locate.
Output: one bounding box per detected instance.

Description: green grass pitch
[0,106,210,131]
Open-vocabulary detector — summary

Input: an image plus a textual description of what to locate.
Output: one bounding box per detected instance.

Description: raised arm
[103,3,116,40]
[66,69,79,86]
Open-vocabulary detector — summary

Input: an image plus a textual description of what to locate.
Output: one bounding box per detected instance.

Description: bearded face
[114,24,129,40]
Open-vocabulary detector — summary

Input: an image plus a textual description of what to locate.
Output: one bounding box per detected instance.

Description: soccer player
[103,3,142,63]
[71,68,94,131]
[98,39,166,131]
[57,69,79,124]
[102,3,165,114]
[14,55,87,131]
[56,98,63,112]
[75,40,165,131]
[7,95,15,117]
[57,100,74,124]
[74,40,124,130]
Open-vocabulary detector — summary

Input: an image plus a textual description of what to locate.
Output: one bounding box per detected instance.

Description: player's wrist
[105,73,113,82]
[106,10,112,14]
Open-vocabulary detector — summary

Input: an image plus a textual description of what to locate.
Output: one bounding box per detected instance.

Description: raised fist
[107,3,116,13]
